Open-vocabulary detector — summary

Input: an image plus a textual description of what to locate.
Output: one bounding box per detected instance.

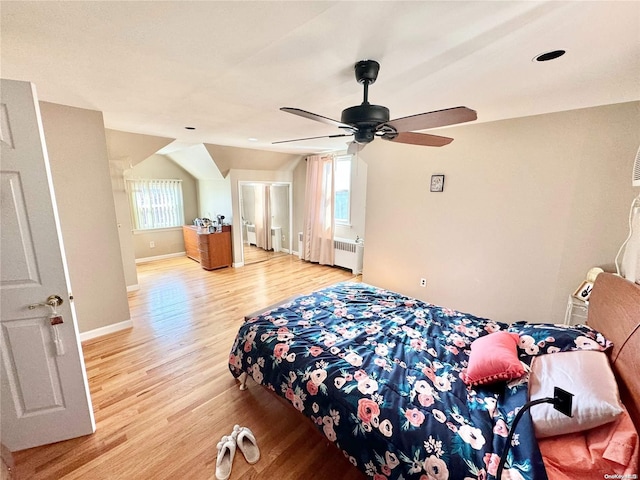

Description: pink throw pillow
[461,331,525,386]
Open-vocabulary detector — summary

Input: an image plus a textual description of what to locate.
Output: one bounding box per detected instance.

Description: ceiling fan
[274,59,477,151]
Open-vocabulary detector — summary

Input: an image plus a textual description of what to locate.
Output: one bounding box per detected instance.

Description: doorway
[239,182,292,265]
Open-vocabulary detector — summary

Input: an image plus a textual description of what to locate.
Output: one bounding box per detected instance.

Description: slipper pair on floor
[215,425,260,480]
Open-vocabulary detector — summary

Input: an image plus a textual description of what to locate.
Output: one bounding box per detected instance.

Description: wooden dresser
[182,225,232,270]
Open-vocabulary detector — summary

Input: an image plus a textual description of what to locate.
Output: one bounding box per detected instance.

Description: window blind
[127,179,184,230]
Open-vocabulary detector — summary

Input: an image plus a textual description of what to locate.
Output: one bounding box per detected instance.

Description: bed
[228,274,639,479]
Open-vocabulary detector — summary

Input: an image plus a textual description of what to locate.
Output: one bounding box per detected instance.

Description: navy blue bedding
[228,282,610,480]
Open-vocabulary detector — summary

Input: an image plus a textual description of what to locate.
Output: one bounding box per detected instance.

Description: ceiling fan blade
[384,106,477,133]
[381,131,454,147]
[280,107,352,129]
[273,133,353,145]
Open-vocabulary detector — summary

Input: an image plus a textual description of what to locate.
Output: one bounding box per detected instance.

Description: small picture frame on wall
[430,174,445,192]
[572,280,594,302]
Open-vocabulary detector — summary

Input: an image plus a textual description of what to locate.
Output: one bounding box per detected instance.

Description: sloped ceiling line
[105,129,175,166]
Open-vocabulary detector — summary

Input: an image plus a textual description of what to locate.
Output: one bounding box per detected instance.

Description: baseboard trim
[135,252,186,264]
[80,319,133,343]
[232,261,244,268]
[126,284,140,292]
[1,442,14,469]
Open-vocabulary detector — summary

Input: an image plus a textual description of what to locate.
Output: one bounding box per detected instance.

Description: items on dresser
[183,225,232,270]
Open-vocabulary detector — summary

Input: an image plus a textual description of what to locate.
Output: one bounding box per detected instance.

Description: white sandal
[233,424,260,464]
[215,434,236,480]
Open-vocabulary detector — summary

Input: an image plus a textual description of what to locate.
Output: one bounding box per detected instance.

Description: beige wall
[109,162,139,289]
[105,129,174,289]
[125,154,198,259]
[361,101,640,324]
[39,102,130,334]
[198,178,232,223]
[292,159,307,254]
[204,143,301,176]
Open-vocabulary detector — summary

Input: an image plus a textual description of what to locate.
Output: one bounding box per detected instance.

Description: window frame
[126,178,185,232]
[334,154,352,226]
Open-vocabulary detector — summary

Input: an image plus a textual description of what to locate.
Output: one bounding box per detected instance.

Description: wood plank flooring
[10,255,365,480]
[241,243,288,265]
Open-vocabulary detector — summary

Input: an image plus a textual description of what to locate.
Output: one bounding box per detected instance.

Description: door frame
[237,181,293,266]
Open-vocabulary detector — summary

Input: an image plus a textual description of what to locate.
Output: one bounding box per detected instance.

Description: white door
[0,79,95,451]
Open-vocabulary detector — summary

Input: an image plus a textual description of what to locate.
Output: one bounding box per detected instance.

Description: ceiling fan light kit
[275,59,477,149]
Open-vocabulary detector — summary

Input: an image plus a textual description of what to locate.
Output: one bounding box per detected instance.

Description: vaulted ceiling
[2,1,639,156]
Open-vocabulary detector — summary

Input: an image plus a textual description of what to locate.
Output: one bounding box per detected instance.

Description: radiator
[333,237,364,275]
[246,224,281,251]
[271,226,282,253]
[246,224,256,245]
[298,233,364,275]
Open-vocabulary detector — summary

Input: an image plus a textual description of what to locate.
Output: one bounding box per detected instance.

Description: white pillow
[528,350,623,438]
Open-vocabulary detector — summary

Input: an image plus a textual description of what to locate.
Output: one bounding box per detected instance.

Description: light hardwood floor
[241,243,288,265]
[11,255,365,480]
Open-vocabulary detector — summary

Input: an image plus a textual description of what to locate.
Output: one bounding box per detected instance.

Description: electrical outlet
[149,241,155,248]
[553,387,574,417]
[420,278,427,287]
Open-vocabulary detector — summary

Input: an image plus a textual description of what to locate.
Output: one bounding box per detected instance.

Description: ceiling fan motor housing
[341,104,390,124]
[341,104,390,144]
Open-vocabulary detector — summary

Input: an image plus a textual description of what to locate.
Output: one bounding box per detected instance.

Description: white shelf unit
[564,296,589,325]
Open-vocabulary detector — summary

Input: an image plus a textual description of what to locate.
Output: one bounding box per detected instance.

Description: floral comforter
[228,282,610,480]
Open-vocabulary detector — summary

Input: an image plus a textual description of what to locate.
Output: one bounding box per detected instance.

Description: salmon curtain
[302,154,335,265]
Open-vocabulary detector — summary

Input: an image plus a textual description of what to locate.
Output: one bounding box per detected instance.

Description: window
[127,179,184,230]
[334,155,352,225]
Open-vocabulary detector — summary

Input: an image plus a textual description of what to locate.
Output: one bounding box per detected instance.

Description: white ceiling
[2,1,639,156]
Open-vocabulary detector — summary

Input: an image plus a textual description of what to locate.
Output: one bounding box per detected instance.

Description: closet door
[239,183,292,265]
[240,184,270,264]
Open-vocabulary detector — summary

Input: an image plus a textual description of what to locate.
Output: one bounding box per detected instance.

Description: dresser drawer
[183,225,231,270]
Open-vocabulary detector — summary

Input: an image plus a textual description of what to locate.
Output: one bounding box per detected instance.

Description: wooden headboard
[587,273,640,430]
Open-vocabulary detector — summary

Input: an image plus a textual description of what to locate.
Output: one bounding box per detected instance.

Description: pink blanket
[538,406,639,478]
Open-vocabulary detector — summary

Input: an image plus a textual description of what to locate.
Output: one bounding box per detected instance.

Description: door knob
[28,295,64,310]
[46,295,64,307]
